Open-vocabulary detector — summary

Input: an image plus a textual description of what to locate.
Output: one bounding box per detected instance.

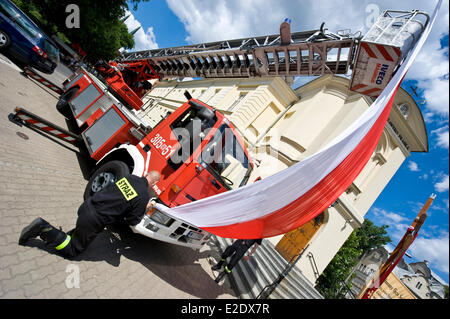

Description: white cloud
[423,112,435,124]
[444,198,449,209]
[123,11,158,51]
[167,0,449,119]
[435,174,449,192]
[408,161,420,172]
[409,232,449,275]
[372,207,409,224]
[419,77,449,117]
[431,126,449,149]
[376,207,450,276]
[371,207,411,241]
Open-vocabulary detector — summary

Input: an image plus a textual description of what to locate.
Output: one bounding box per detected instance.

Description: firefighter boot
[19,217,52,245]
[211,258,226,271]
[19,218,70,252]
[39,225,70,251]
[215,266,231,283]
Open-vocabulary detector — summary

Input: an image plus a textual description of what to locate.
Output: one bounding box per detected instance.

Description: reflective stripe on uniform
[225,265,231,273]
[55,235,71,250]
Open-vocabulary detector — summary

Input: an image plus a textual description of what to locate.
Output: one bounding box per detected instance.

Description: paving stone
[0,57,237,300]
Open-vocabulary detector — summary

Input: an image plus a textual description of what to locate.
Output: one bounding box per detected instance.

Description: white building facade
[138,75,428,286]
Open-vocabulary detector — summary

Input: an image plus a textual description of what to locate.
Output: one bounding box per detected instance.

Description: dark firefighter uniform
[212,238,262,283]
[19,174,150,258]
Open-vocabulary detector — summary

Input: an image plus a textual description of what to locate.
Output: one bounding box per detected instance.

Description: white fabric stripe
[157,2,440,228]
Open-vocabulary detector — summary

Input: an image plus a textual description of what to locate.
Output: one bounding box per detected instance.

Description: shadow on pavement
[23,222,234,299]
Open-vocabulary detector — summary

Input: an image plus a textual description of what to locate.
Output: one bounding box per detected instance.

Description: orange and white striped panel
[350,42,402,97]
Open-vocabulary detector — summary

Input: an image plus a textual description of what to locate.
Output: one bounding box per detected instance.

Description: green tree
[315,219,391,299]
[355,219,391,253]
[316,231,362,299]
[12,0,149,62]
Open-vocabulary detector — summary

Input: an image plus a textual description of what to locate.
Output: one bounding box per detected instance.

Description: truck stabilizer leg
[8,107,82,146]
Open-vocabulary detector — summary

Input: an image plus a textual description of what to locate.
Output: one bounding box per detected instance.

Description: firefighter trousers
[218,241,248,272]
[43,202,105,258]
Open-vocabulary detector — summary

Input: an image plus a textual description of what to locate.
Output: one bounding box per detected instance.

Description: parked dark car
[0,0,59,74]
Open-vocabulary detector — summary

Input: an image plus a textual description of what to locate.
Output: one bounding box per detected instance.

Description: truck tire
[56,87,78,119]
[84,160,130,200]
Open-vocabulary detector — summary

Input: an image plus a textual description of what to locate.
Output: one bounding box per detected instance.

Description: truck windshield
[167,104,216,170]
[200,124,252,190]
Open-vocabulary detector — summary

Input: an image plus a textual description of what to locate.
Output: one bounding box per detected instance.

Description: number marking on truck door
[150,133,176,159]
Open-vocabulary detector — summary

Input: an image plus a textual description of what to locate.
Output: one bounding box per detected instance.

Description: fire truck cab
[60,67,254,249]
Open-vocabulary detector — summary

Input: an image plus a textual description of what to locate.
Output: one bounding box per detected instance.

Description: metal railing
[307,251,320,282]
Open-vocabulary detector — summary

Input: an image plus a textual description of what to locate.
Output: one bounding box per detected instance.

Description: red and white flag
[156,1,441,239]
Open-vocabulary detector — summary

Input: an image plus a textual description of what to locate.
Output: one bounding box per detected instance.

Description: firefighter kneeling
[18,171,160,258]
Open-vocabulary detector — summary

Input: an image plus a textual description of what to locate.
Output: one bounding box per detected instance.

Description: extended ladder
[120,26,359,79]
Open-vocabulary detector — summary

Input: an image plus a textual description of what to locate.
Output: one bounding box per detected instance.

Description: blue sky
[125,0,449,284]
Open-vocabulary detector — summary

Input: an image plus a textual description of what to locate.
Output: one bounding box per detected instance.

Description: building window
[397,103,409,118]
[416,282,422,289]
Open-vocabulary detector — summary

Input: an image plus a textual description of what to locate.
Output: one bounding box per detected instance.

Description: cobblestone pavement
[0,56,237,299]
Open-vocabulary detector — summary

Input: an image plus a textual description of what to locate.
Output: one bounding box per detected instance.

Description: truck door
[179,123,253,204]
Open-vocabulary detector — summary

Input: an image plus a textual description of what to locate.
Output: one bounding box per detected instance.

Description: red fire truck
[52,64,254,249]
[9,9,428,249]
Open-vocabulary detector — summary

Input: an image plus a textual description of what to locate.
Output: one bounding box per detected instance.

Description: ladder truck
[8,9,429,249]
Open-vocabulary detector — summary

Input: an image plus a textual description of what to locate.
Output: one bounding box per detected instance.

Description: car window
[0,0,19,19]
[42,39,60,63]
[13,15,39,39]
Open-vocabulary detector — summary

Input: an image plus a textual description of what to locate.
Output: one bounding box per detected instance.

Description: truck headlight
[149,210,174,227]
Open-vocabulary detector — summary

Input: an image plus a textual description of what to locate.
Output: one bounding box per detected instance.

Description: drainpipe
[248,96,300,152]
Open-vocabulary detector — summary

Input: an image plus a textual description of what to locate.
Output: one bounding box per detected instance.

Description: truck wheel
[0,30,10,50]
[84,160,130,200]
[56,87,78,119]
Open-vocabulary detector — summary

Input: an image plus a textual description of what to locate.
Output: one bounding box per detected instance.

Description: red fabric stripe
[375,44,394,62]
[361,42,377,59]
[360,87,382,95]
[203,87,399,239]
[350,84,367,91]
